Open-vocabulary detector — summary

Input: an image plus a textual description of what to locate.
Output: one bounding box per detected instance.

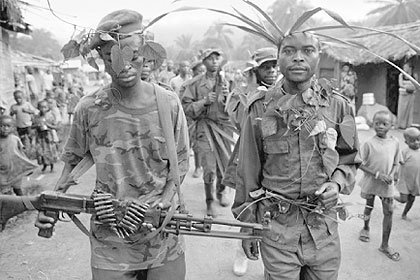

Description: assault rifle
[0,191,270,240]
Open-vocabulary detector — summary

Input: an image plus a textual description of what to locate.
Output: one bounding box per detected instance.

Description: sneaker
[233,252,248,276]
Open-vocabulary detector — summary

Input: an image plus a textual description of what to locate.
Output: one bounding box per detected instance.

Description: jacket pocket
[263,138,290,177]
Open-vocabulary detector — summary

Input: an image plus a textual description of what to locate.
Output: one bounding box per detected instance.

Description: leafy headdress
[61,9,166,76]
[155,1,420,87]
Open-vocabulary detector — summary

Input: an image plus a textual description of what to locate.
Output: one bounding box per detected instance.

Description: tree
[174,34,198,61]
[203,22,234,50]
[367,0,420,26]
[9,28,62,60]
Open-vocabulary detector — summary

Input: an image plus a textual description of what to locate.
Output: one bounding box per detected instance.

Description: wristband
[375,172,380,179]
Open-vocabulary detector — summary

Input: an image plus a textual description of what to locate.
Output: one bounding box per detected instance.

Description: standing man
[159,59,176,84]
[182,49,233,217]
[35,9,189,280]
[170,61,191,96]
[233,33,360,280]
[25,67,39,107]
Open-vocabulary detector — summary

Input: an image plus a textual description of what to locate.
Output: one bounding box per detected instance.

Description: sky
[19,0,379,45]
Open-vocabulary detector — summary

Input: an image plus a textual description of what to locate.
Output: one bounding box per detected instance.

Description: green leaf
[121,46,134,62]
[87,57,99,71]
[287,7,322,35]
[139,41,167,69]
[287,7,351,35]
[111,45,125,76]
[223,23,277,45]
[339,115,356,148]
[99,33,115,42]
[61,40,80,60]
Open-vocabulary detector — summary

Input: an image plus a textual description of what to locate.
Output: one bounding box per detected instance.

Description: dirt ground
[1,129,420,280]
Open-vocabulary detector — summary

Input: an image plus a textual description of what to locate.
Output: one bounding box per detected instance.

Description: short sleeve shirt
[61,86,189,270]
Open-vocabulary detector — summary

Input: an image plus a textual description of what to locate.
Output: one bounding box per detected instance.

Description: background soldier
[182,49,234,217]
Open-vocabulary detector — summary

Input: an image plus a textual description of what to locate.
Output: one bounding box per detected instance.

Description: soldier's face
[100,35,144,88]
[203,54,221,73]
[256,60,278,85]
[278,33,320,83]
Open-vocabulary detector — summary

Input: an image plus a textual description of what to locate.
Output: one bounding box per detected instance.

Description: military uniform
[61,84,189,272]
[182,73,233,211]
[233,78,361,280]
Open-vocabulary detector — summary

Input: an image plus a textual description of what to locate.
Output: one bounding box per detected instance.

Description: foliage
[267,0,316,31]
[367,0,420,26]
[203,22,234,50]
[9,28,62,60]
[60,28,167,74]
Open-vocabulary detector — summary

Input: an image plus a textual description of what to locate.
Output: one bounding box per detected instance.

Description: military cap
[90,9,143,50]
[252,47,277,67]
[201,48,223,61]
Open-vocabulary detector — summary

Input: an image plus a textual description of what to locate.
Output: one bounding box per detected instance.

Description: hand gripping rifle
[0,190,271,240]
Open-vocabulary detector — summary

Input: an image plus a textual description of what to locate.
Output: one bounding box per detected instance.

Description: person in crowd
[66,87,80,125]
[179,60,206,179]
[35,9,189,280]
[397,62,419,129]
[233,33,360,279]
[339,62,357,111]
[358,110,400,262]
[10,90,37,154]
[159,59,176,84]
[0,115,37,230]
[182,49,232,217]
[25,67,40,107]
[170,61,191,96]
[33,99,59,173]
[43,69,54,94]
[394,127,420,221]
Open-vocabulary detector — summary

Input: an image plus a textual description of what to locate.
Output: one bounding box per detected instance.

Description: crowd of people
[1,7,420,280]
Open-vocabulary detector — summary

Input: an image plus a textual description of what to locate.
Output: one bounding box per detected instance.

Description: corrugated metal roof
[321,21,420,65]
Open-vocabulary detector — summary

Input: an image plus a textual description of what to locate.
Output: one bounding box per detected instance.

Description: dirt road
[1,129,419,280]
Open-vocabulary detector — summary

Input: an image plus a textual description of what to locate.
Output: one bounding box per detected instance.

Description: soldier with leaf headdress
[35,9,189,280]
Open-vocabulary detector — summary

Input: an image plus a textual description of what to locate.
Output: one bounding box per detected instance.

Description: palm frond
[143,6,199,31]
[242,0,284,38]
[366,3,395,15]
[302,25,420,55]
[287,7,351,36]
[223,23,278,45]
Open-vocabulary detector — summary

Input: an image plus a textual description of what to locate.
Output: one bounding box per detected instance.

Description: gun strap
[155,85,186,212]
[69,214,91,237]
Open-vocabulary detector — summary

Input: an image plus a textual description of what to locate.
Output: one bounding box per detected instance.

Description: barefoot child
[32,100,58,172]
[358,110,401,261]
[395,127,420,220]
[0,115,37,230]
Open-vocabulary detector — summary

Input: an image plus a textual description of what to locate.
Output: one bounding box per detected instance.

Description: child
[358,110,401,261]
[66,87,80,125]
[0,115,38,229]
[9,90,37,152]
[394,127,420,221]
[32,100,58,172]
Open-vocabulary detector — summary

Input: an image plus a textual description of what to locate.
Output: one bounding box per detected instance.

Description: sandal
[359,229,370,242]
[378,247,401,262]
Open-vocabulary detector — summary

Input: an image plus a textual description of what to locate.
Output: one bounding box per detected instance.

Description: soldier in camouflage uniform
[35,10,189,280]
[181,49,232,217]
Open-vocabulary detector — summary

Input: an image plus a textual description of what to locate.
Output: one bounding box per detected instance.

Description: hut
[321,21,420,124]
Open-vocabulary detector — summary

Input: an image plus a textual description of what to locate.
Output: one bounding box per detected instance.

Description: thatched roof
[321,21,420,65]
[0,0,30,34]
[11,49,57,68]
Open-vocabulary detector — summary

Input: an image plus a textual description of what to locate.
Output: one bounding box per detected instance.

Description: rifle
[0,191,270,240]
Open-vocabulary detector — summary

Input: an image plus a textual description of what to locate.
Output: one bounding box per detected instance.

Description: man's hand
[205,92,217,105]
[240,228,259,260]
[378,173,393,185]
[315,181,340,209]
[35,211,56,230]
